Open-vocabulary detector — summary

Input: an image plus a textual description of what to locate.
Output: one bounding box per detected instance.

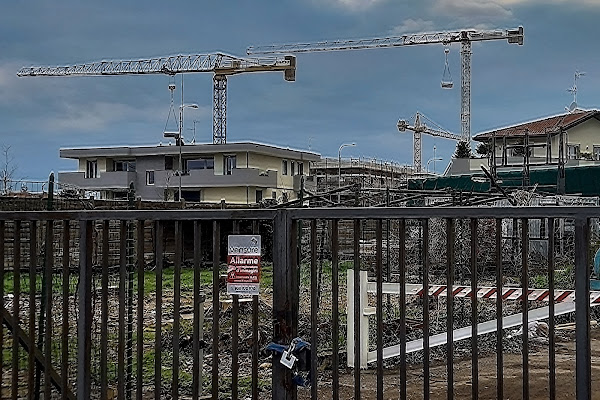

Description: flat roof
[60,141,321,162]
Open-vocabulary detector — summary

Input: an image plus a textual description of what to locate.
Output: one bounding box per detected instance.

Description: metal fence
[0,207,598,399]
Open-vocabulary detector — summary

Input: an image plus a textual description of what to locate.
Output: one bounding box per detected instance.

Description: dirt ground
[298,329,600,400]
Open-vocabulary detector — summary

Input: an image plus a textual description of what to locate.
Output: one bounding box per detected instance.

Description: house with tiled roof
[474,109,600,161]
[446,109,600,176]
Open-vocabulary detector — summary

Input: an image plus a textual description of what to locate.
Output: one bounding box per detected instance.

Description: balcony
[58,171,137,190]
[154,168,278,188]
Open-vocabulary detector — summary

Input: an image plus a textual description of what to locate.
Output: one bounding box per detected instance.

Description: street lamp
[426,157,443,174]
[338,142,356,204]
[164,103,198,201]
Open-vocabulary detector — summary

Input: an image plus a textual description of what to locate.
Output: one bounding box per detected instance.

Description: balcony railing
[58,171,136,190]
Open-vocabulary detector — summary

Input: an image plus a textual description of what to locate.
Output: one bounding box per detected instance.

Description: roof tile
[474,110,600,141]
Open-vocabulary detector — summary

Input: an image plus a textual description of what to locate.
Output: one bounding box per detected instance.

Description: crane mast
[248,27,523,142]
[397,112,461,173]
[18,53,296,144]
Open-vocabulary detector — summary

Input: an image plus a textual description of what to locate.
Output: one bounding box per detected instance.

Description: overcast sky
[1,0,599,179]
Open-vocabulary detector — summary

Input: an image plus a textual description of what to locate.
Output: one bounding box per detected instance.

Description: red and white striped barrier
[405,284,600,303]
[349,270,599,368]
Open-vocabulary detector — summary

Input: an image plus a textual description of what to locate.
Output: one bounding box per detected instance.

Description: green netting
[408,165,600,196]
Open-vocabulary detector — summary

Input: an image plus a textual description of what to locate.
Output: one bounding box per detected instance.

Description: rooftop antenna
[566,70,585,113]
[188,120,200,144]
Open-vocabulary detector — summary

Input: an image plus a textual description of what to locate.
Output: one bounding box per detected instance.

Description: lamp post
[426,157,443,174]
[176,103,198,201]
[338,142,356,204]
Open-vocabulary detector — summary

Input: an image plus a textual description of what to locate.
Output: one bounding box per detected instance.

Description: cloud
[499,0,600,4]
[310,0,386,12]
[433,0,513,19]
[390,19,437,34]
[40,101,210,134]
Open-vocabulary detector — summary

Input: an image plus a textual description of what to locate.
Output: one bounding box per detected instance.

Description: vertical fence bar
[172,221,182,400]
[27,221,37,399]
[522,218,529,400]
[470,218,478,400]
[547,218,555,400]
[252,220,259,400]
[118,221,127,400]
[125,219,135,400]
[495,219,503,400]
[399,219,406,400]
[126,219,134,400]
[332,219,339,400]
[77,220,92,400]
[575,217,591,400]
[376,220,383,400]
[44,219,53,400]
[272,211,298,400]
[0,220,4,400]
[422,219,430,400]
[100,221,109,400]
[310,220,318,400]
[212,220,220,400]
[231,221,239,400]
[446,218,454,400]
[192,220,200,400]
[155,221,163,400]
[61,221,70,400]
[353,219,361,400]
[11,220,21,400]
[136,220,145,400]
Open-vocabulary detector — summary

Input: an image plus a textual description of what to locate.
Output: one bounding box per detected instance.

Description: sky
[1,0,600,180]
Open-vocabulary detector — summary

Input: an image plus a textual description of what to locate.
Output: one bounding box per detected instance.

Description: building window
[146,170,155,185]
[224,155,236,175]
[165,156,174,170]
[272,191,277,199]
[114,160,136,172]
[291,161,295,176]
[256,189,263,203]
[593,146,600,161]
[186,157,214,171]
[282,160,288,175]
[85,160,97,179]
[567,144,580,160]
[297,162,304,175]
[181,190,201,202]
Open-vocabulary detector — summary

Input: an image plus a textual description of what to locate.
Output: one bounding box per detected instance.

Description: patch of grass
[134,267,213,293]
[3,272,78,296]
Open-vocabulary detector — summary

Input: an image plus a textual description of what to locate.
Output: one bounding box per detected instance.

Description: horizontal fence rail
[0,207,598,399]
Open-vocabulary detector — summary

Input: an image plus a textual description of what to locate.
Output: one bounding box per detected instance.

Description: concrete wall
[58,171,136,190]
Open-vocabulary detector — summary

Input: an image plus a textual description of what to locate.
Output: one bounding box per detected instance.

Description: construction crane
[247,27,524,142]
[17,52,296,144]
[397,112,461,173]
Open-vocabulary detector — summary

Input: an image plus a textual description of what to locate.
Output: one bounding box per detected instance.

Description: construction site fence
[0,207,598,400]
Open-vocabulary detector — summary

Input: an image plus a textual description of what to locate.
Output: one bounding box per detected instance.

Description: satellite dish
[567,101,577,113]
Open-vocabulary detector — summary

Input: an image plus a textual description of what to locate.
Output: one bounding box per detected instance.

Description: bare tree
[0,144,17,194]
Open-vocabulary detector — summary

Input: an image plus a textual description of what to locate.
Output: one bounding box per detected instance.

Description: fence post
[272,210,298,400]
[46,172,54,211]
[575,217,591,400]
[346,270,369,369]
[77,220,92,400]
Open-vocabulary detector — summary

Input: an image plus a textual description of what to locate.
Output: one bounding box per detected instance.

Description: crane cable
[441,47,453,89]
[163,75,180,135]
